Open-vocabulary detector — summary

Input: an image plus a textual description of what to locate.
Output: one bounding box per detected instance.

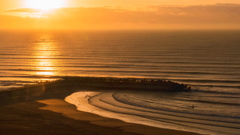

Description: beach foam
[65,91,240,135]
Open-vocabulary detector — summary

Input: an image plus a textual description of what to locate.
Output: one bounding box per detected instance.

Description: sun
[24,0,66,10]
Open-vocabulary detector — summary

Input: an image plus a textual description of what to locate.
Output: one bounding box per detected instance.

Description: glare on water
[32,34,58,76]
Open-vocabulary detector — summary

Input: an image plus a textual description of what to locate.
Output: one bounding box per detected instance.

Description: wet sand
[0,81,201,135]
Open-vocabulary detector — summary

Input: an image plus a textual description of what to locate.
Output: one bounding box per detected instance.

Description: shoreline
[0,78,201,135]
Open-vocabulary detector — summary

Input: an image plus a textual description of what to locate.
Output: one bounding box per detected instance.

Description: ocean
[0,30,240,135]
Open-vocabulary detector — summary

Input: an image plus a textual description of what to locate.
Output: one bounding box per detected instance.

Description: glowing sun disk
[25,0,65,10]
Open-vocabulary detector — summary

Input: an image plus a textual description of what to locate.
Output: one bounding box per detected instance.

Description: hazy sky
[71,0,240,7]
[1,0,240,10]
[1,0,240,30]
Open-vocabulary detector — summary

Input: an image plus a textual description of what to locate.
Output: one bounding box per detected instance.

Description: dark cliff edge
[0,77,191,105]
[61,76,191,92]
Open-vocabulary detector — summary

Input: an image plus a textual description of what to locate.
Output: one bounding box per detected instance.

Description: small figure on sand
[191,105,196,109]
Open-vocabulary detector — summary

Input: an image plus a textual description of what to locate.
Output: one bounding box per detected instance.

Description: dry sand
[0,81,201,135]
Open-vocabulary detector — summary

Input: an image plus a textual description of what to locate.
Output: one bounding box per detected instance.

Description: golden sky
[1,0,240,10]
[1,0,240,30]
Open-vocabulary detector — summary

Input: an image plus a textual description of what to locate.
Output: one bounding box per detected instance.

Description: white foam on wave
[65,91,240,135]
[65,91,173,129]
[87,91,184,129]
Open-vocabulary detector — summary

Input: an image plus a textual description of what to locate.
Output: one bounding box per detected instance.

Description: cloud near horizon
[1,3,240,30]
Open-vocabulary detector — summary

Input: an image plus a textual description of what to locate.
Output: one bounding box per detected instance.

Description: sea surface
[0,30,240,135]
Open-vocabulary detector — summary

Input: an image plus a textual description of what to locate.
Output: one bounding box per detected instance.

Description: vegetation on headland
[1,76,191,93]
[0,77,191,105]
[60,76,191,92]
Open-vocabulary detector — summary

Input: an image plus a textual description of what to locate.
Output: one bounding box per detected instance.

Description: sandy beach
[0,81,201,135]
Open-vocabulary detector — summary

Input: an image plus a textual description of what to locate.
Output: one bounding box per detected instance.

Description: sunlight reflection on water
[33,34,58,77]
